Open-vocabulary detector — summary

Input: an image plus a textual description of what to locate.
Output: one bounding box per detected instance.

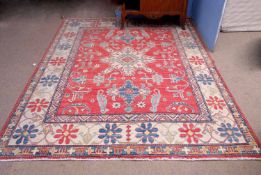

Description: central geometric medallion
[45,28,209,123]
[101,47,155,76]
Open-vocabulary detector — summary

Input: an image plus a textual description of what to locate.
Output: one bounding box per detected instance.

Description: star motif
[119,80,139,104]
[101,47,155,76]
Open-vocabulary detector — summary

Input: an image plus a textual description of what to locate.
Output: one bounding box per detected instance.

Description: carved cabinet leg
[180,16,186,30]
[121,16,125,29]
[121,4,126,29]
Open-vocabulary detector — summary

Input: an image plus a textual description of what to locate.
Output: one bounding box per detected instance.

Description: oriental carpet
[0,19,260,160]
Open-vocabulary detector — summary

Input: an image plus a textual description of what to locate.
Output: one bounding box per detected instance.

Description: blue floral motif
[196,74,214,85]
[40,75,59,87]
[13,124,39,144]
[184,41,198,49]
[217,123,242,143]
[57,43,71,50]
[98,124,122,144]
[69,20,81,27]
[119,80,139,104]
[135,123,159,143]
[120,33,135,43]
[72,76,86,84]
[170,74,183,83]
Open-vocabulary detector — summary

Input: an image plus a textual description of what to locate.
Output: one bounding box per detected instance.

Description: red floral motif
[27,98,49,112]
[178,124,203,143]
[54,124,79,144]
[49,57,66,66]
[206,96,226,110]
[179,31,190,37]
[189,56,204,65]
[64,32,76,38]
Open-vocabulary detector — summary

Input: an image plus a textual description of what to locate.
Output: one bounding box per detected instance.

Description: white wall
[221,0,261,31]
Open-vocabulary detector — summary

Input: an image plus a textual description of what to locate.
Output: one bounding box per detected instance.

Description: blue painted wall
[187,0,194,17]
[190,0,226,51]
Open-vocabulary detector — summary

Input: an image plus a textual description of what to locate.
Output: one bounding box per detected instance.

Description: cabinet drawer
[140,0,184,13]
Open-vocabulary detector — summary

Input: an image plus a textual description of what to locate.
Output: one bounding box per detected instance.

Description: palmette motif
[0,19,260,160]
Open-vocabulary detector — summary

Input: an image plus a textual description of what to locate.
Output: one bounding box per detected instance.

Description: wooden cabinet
[121,0,188,29]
